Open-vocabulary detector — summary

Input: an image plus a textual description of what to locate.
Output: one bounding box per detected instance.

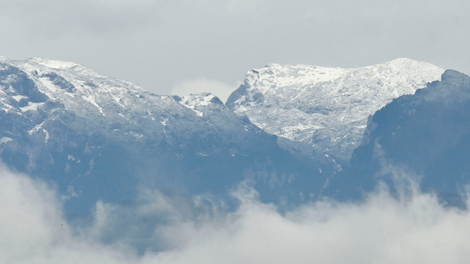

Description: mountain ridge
[327,69,470,207]
[0,56,327,212]
[227,58,445,163]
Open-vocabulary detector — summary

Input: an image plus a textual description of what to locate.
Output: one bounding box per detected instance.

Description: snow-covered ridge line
[0,56,324,213]
[0,57,221,116]
[29,57,79,70]
[0,56,237,147]
[227,58,445,162]
[0,56,445,166]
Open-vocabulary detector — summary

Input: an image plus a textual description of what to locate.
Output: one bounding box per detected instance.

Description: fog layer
[1,165,470,263]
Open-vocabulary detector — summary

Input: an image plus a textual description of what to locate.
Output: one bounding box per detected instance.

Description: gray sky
[1,0,469,101]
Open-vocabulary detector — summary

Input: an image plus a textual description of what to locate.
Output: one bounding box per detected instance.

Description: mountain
[0,56,457,213]
[226,59,444,165]
[328,70,470,207]
[0,57,327,213]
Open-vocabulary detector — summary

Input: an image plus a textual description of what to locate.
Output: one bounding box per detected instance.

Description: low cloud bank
[2,165,470,263]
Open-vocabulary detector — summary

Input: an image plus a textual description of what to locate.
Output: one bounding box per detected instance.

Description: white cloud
[2,164,470,263]
[149,183,470,264]
[0,165,136,263]
[171,78,238,103]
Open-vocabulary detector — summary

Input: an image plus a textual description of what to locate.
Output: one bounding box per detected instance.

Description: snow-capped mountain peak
[227,58,445,162]
[0,56,322,212]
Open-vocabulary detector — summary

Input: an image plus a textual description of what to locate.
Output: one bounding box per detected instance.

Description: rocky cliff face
[328,70,470,207]
[227,59,444,164]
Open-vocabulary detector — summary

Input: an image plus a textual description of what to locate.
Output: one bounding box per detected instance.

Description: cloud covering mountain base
[2,165,470,264]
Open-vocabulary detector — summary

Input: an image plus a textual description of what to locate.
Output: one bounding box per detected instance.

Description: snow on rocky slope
[0,57,323,212]
[0,56,447,211]
[226,58,445,163]
[328,70,470,207]
[0,56,265,151]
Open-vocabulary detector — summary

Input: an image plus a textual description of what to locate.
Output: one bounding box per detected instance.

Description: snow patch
[28,122,45,135]
[43,129,49,143]
[130,132,143,138]
[0,137,12,144]
[38,76,58,92]
[119,113,129,121]
[21,102,44,112]
[29,57,78,70]
[11,95,27,102]
[82,95,105,116]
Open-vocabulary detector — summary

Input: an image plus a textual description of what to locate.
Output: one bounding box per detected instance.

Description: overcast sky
[1,0,469,101]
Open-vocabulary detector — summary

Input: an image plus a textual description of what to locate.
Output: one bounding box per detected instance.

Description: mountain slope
[0,57,327,212]
[328,70,470,206]
[227,58,444,163]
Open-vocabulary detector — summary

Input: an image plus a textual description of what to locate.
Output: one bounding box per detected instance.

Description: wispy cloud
[2,164,470,263]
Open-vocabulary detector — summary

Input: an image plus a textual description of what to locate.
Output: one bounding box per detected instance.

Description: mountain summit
[0,56,454,212]
[227,58,444,163]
